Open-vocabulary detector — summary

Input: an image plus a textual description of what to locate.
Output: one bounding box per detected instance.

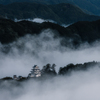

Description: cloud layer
[1,66,100,100]
[0,29,100,78]
[0,28,100,100]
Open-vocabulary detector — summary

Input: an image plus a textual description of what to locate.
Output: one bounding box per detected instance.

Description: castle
[28,65,41,78]
[13,65,41,80]
[13,64,56,80]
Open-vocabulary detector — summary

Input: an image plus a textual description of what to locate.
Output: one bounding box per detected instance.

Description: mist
[14,18,71,27]
[0,29,100,78]
[14,18,56,23]
[0,28,100,100]
[1,65,100,100]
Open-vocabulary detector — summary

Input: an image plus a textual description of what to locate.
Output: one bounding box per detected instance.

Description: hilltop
[0,61,100,81]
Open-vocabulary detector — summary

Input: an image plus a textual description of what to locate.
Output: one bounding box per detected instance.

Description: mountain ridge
[0,61,99,80]
[0,0,100,15]
[0,18,100,45]
[0,3,100,24]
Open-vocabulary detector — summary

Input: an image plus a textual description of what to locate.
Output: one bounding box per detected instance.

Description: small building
[28,65,41,78]
[13,75,17,80]
[13,75,23,80]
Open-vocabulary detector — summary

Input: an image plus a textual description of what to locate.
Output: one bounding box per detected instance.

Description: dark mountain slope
[0,0,70,5]
[67,20,100,42]
[59,61,100,75]
[0,3,100,24]
[0,0,100,15]
[0,18,77,44]
[67,0,100,15]
[49,3,100,24]
[0,18,100,45]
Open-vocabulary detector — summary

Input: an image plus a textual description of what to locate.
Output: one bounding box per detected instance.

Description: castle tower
[13,75,17,80]
[28,65,41,78]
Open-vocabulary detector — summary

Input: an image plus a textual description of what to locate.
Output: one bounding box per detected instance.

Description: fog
[0,29,100,78]
[14,18,56,23]
[0,28,100,100]
[14,18,71,27]
[61,23,73,27]
[1,66,100,100]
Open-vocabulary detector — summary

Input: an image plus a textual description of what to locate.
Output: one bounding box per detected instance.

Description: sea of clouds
[0,25,100,100]
[0,29,100,78]
[1,65,100,100]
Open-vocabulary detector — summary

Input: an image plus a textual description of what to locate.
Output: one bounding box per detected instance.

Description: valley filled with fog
[0,28,100,78]
[0,27,100,100]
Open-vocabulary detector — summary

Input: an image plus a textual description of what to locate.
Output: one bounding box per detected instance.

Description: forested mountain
[0,0,71,5]
[67,0,100,15]
[0,3,100,25]
[0,18,100,45]
[67,20,100,43]
[0,0,100,15]
[0,18,78,44]
[58,61,100,75]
